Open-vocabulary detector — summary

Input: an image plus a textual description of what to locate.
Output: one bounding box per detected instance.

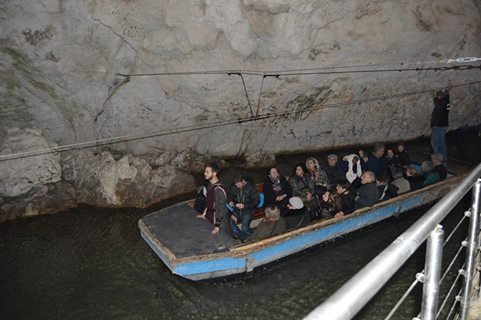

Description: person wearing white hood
[340,154,363,183]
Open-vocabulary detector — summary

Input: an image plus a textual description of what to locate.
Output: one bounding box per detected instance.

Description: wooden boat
[138,173,465,281]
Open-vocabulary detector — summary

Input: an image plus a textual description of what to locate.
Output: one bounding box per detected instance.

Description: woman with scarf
[305,157,330,195]
[263,167,292,214]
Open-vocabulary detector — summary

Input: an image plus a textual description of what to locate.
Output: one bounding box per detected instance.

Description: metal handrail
[304,163,481,320]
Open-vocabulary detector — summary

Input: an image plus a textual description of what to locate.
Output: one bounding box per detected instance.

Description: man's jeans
[228,212,253,241]
[431,126,448,166]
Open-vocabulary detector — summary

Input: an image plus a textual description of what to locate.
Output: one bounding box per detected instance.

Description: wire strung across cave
[1,79,480,163]
[116,58,481,117]
[117,57,481,78]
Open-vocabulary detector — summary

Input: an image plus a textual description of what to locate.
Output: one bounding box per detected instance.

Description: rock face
[0,1,480,219]
[61,150,195,207]
[0,129,199,222]
[0,128,61,197]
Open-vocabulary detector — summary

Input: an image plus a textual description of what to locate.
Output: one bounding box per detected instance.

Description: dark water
[1,132,479,320]
[0,197,470,320]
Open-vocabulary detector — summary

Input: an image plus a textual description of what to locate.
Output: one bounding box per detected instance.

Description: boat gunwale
[156,173,465,264]
[138,219,178,262]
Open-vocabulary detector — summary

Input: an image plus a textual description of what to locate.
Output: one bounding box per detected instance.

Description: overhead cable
[117,57,481,78]
[1,80,480,163]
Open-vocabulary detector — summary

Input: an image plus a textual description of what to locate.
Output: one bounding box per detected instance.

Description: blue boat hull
[139,176,460,281]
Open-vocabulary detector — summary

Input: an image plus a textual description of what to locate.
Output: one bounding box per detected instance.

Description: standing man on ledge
[197,163,230,235]
[431,89,450,166]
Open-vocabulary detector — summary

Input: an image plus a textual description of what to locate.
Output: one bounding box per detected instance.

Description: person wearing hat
[283,196,311,229]
[287,196,304,211]
[431,89,450,166]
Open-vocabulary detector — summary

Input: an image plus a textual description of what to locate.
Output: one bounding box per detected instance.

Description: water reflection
[0,196,468,319]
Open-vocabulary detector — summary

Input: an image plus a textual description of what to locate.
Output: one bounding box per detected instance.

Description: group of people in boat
[195,142,448,243]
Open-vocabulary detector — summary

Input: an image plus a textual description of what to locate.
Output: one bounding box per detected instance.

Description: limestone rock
[1,1,481,220]
[0,182,76,222]
[0,128,61,197]
[243,150,276,169]
[1,0,479,160]
[62,150,195,207]
[170,148,207,173]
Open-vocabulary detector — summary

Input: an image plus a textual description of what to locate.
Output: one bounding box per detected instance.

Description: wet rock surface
[1,1,481,219]
[0,128,61,198]
[1,0,480,154]
[0,129,201,221]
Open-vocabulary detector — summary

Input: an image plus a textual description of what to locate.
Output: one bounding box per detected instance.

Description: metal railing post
[419,225,444,320]
[472,178,481,300]
[460,178,481,320]
[303,163,481,320]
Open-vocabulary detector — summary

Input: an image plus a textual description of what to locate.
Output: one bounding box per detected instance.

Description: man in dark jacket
[355,171,379,210]
[366,144,388,179]
[228,176,259,238]
[335,183,355,216]
[325,154,347,186]
[431,89,450,166]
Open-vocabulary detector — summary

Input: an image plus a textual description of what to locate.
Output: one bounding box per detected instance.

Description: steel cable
[1,80,480,162]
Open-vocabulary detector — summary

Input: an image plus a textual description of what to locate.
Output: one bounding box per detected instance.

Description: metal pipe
[255,75,265,117]
[420,225,444,320]
[475,179,481,300]
[460,179,481,320]
[304,163,481,320]
[239,72,254,117]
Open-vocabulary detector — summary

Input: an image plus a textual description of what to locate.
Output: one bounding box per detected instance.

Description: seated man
[228,176,259,239]
[335,183,356,217]
[431,154,447,180]
[325,154,347,186]
[249,206,286,241]
[366,144,388,179]
[355,171,379,210]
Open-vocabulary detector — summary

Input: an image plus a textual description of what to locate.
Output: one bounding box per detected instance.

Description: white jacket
[343,154,362,183]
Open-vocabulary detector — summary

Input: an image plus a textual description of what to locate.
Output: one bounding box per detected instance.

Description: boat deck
[140,203,238,258]
[138,154,475,280]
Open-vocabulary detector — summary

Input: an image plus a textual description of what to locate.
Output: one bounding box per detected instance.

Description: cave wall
[1,0,480,220]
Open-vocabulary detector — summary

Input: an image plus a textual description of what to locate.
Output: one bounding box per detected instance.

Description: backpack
[193,186,207,213]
